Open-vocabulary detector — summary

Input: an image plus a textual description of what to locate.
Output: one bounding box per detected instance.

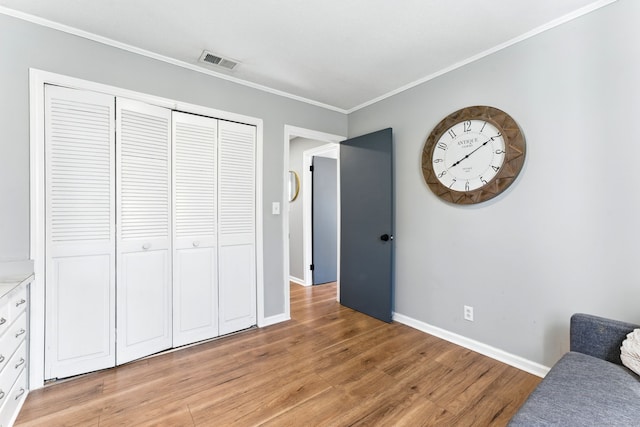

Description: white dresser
[0,270,32,427]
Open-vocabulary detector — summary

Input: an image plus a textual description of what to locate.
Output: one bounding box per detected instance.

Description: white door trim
[29,68,264,389]
[283,126,344,312]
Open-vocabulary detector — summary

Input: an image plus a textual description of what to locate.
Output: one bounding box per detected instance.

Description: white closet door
[218,121,257,335]
[116,98,172,364]
[44,85,116,379]
[172,112,219,347]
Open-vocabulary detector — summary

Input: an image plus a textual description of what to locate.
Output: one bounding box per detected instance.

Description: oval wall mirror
[288,170,300,202]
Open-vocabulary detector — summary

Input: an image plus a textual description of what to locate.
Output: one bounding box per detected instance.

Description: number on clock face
[431,120,505,192]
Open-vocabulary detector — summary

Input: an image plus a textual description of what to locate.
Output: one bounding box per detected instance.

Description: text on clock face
[457,137,478,149]
[432,119,506,192]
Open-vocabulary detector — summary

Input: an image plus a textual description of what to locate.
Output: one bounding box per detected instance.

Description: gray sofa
[508,313,640,426]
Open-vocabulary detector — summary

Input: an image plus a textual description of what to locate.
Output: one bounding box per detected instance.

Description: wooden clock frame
[421,105,526,205]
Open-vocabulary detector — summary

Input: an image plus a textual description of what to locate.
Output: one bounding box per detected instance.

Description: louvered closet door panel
[218,121,257,335]
[44,85,116,379]
[172,112,219,347]
[116,98,172,364]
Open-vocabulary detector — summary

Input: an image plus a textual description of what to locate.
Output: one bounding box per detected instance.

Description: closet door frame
[29,69,264,390]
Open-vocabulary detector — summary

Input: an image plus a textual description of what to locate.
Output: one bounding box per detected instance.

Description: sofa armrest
[570,313,639,365]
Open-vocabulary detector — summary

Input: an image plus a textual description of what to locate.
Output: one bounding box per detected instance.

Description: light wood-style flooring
[16,283,540,426]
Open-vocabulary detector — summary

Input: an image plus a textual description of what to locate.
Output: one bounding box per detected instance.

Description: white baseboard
[259,313,290,328]
[392,312,550,378]
[289,275,309,286]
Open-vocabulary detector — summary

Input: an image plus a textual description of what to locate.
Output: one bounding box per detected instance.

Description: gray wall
[288,137,327,281]
[349,0,640,367]
[0,13,347,317]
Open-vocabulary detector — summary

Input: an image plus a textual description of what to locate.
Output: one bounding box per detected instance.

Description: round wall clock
[421,105,525,205]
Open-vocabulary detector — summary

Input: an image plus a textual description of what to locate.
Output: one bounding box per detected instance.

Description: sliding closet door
[116,98,172,364]
[172,112,219,346]
[218,121,257,335]
[44,85,116,379]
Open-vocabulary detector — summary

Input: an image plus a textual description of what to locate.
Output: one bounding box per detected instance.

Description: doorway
[283,126,394,324]
[283,126,344,311]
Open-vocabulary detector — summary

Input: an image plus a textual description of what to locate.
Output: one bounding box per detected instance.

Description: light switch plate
[272,202,280,215]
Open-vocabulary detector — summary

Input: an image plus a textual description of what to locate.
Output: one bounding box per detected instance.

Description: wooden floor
[16,283,540,426]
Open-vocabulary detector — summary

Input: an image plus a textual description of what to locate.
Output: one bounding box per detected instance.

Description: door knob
[380,234,393,242]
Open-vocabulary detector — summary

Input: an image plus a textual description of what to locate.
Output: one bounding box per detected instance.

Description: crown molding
[0,6,349,114]
[345,0,618,114]
[1,0,618,115]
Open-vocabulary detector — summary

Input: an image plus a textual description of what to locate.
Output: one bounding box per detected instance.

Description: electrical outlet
[464,305,474,322]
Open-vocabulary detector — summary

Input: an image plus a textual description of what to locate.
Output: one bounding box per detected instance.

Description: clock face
[421,106,525,205]
[432,119,506,192]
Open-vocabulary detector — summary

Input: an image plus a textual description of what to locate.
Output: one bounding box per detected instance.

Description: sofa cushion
[509,351,640,426]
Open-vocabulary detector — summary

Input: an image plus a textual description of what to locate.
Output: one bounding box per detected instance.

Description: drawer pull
[0,355,4,363]
[193,241,200,247]
[15,358,25,369]
[15,298,26,307]
[0,318,5,326]
[15,329,26,338]
[142,243,151,250]
[15,388,25,400]
[0,390,4,400]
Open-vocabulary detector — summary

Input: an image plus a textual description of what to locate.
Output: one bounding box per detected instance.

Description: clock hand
[450,136,495,168]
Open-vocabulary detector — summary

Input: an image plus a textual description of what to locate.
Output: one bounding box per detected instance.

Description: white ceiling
[0,0,614,112]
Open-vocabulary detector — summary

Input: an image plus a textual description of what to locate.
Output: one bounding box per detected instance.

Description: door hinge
[309,165,314,172]
[310,264,314,271]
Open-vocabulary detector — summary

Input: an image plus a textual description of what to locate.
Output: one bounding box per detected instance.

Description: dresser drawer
[8,285,27,321]
[0,302,8,338]
[0,369,27,427]
[0,283,27,340]
[0,311,26,375]
[0,340,26,412]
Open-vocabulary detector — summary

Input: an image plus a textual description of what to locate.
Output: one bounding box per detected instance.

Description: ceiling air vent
[199,50,239,70]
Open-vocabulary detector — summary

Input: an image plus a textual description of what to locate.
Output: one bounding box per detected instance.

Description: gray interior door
[312,156,338,284]
[340,128,393,322]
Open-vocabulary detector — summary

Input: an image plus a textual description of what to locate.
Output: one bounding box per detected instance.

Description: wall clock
[421,105,525,204]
